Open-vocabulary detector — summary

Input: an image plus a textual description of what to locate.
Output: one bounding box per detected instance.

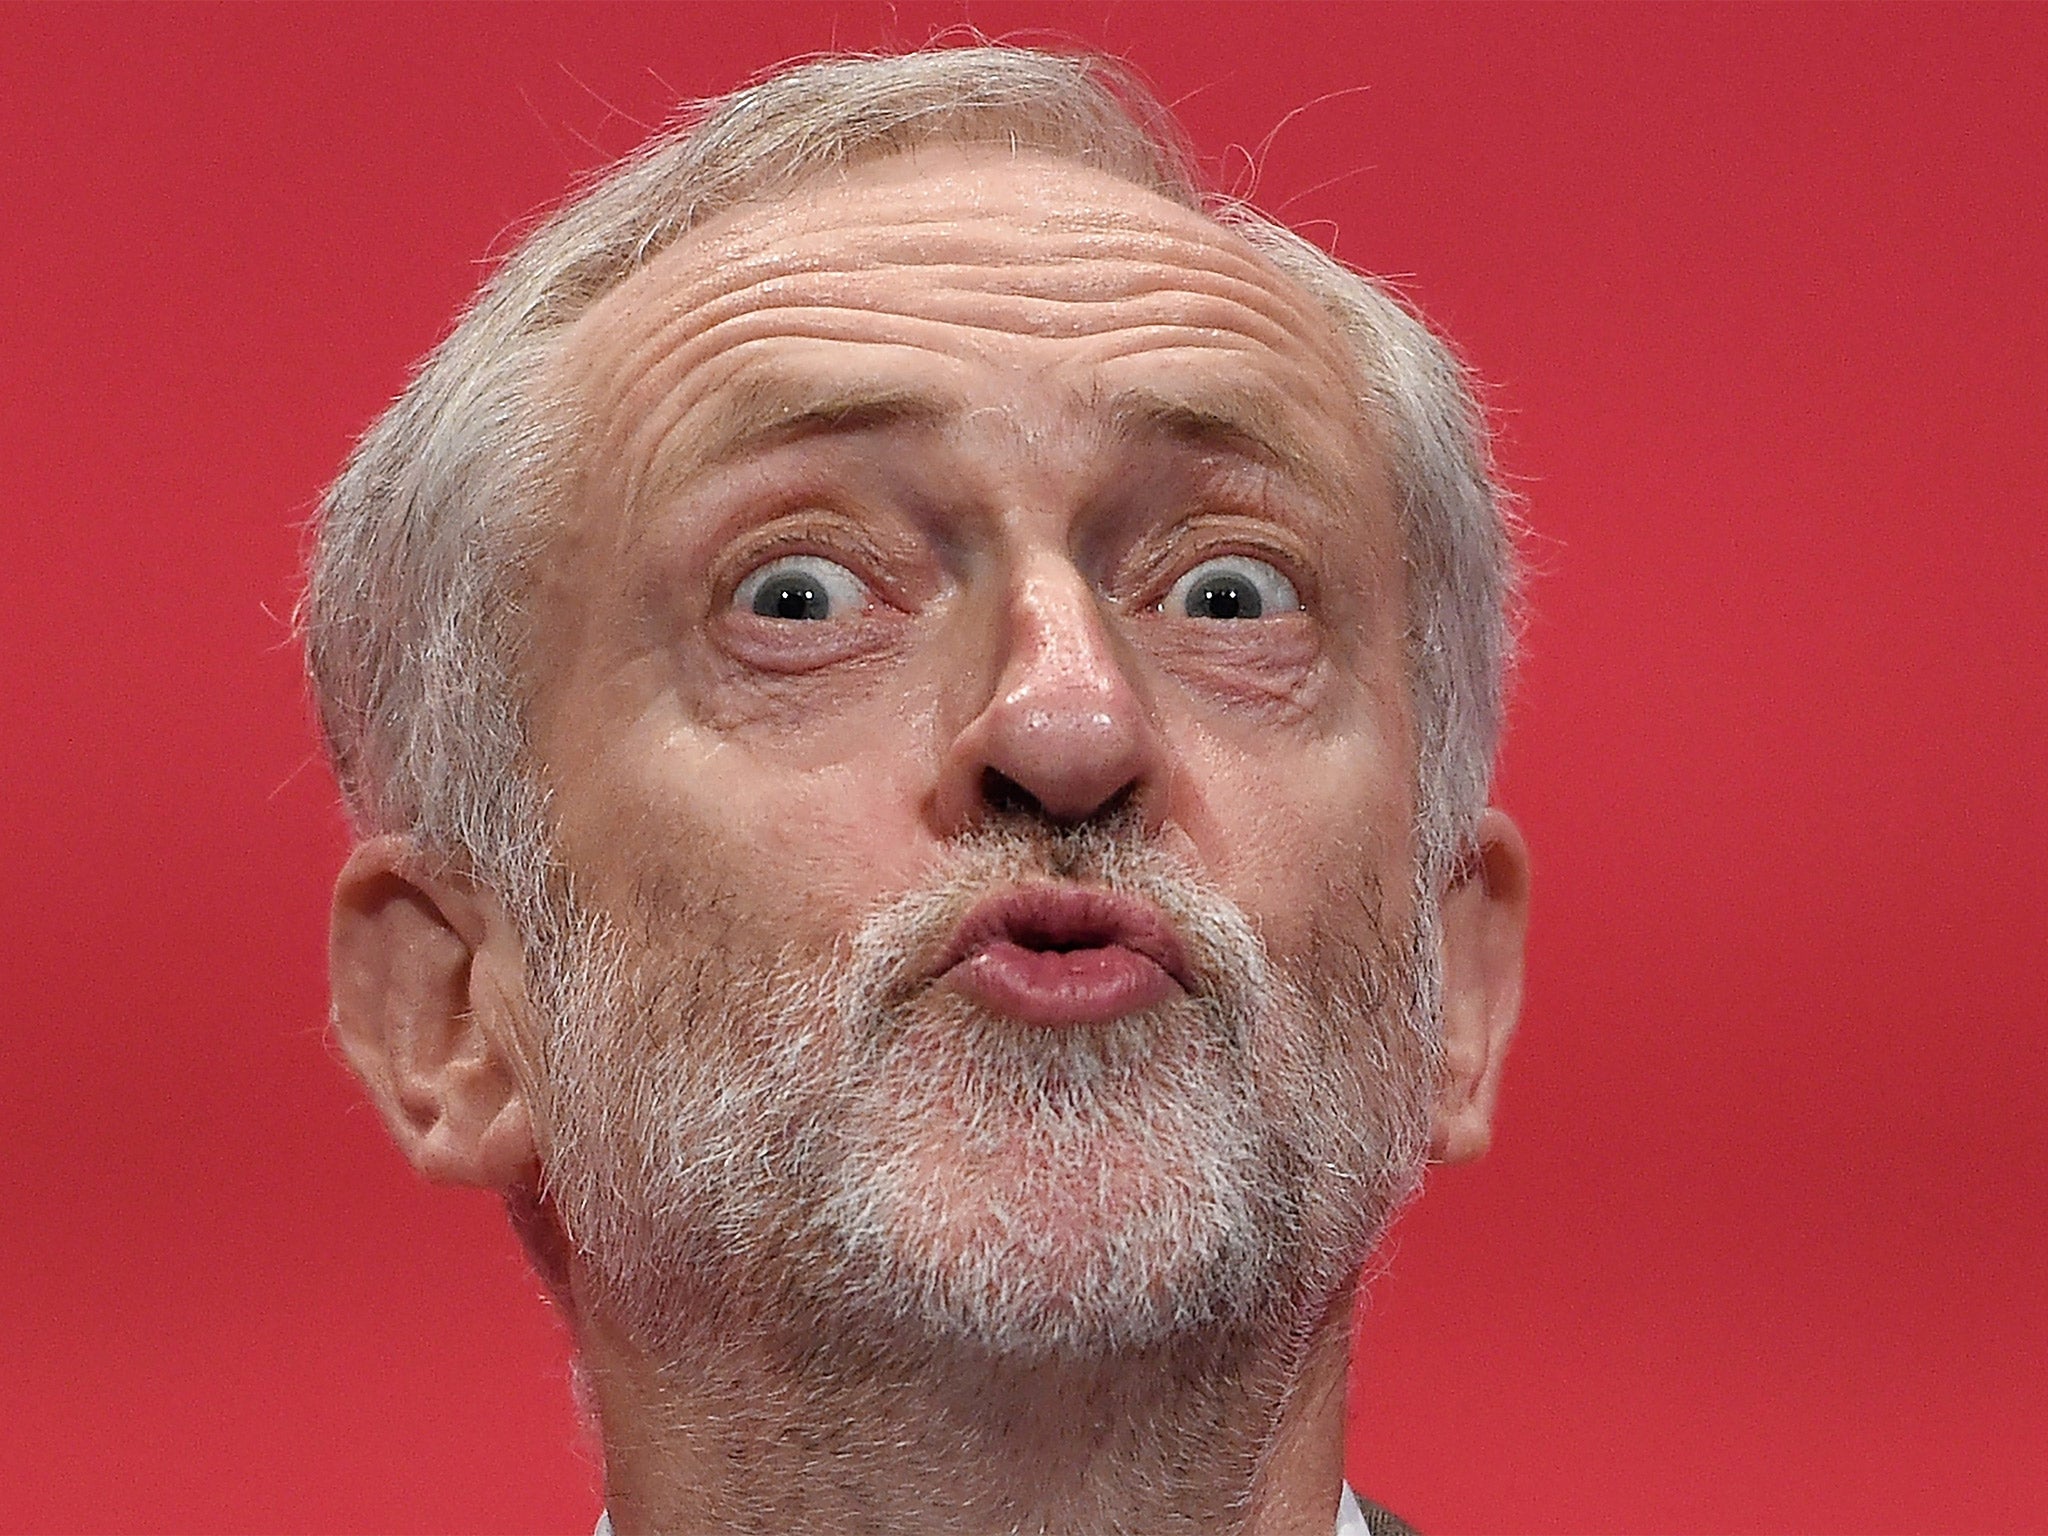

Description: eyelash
[717,521,888,606]
[1134,534,1309,612]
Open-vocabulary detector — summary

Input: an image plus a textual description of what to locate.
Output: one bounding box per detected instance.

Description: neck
[579,1284,1357,1536]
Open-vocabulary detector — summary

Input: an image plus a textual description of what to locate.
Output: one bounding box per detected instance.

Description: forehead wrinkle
[574,174,1338,364]
[588,276,1339,470]
[591,251,1333,379]
[579,285,1339,507]
[569,268,1293,505]
[595,352,1371,606]
[557,154,1375,546]
[641,364,963,501]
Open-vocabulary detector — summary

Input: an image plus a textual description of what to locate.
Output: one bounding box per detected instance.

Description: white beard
[523,816,1443,1371]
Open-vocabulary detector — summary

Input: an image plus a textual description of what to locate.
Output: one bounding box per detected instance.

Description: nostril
[1092,782,1137,823]
[981,768,1044,819]
[978,768,1140,829]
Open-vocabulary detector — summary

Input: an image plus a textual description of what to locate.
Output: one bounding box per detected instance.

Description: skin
[329,145,1530,1534]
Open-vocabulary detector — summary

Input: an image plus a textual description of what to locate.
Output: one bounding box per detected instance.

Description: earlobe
[328,835,540,1189]
[1429,807,1531,1164]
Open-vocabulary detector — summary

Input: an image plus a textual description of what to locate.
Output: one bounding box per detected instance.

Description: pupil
[757,579,829,620]
[1188,573,1260,620]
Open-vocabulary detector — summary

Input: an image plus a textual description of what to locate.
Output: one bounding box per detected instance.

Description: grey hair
[303,45,1514,911]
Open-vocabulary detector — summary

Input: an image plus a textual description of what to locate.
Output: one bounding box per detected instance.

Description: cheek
[1143,617,1327,725]
[559,713,946,940]
[1173,727,1416,968]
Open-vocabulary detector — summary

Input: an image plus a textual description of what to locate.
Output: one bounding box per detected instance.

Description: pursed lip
[932,885,1194,1025]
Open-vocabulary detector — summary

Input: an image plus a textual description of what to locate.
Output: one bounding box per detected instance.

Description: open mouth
[935,886,1191,1027]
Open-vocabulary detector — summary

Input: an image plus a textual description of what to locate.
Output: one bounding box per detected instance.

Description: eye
[1164,557,1300,620]
[733,556,869,621]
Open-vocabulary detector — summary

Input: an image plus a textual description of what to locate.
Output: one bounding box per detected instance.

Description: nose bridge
[1005,554,1125,715]
[939,546,1161,829]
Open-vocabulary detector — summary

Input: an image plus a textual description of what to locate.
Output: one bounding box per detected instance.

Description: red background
[4,4,2043,1531]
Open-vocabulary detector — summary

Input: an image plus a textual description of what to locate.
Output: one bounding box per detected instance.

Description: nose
[927,556,1165,833]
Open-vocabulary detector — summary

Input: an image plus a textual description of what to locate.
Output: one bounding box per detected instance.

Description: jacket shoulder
[1356,1495,1422,1536]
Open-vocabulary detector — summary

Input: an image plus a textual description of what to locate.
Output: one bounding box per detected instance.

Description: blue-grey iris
[754,577,832,620]
[1184,569,1263,620]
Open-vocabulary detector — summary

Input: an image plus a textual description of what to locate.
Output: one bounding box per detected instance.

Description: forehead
[545,146,1382,518]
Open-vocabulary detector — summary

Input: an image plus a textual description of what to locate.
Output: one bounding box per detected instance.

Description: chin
[786,994,1304,1360]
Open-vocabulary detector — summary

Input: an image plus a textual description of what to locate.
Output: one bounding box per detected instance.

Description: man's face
[514,147,1437,1359]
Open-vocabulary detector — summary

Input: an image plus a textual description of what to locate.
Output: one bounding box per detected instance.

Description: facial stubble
[525,816,1445,1378]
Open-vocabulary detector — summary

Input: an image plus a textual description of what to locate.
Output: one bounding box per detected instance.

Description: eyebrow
[661,370,1350,506]
[1099,384,1348,505]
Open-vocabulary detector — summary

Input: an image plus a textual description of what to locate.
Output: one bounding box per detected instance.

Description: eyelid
[733,554,871,618]
[1124,521,1315,612]
[713,513,901,608]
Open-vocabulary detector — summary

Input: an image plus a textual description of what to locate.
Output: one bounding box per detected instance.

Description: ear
[328,834,540,1189]
[1429,807,1531,1164]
